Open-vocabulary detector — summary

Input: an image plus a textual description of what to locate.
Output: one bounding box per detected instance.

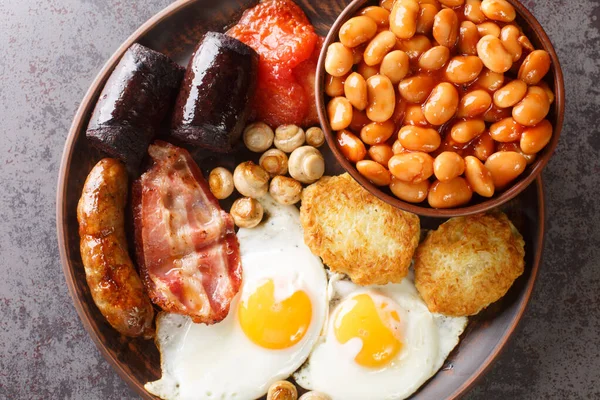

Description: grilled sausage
[77,158,154,338]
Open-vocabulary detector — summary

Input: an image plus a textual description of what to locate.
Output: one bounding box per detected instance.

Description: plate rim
[55,0,546,398]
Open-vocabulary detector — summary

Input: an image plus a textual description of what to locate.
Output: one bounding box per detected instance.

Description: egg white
[294,272,467,400]
[145,195,328,400]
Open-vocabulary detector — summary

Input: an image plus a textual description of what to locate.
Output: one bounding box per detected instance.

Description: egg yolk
[238,279,312,350]
[334,293,402,368]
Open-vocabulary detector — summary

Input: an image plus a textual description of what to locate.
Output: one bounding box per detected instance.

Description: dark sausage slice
[170,32,259,153]
[86,44,183,169]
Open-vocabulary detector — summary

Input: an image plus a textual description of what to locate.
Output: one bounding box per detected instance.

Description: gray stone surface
[0,0,598,399]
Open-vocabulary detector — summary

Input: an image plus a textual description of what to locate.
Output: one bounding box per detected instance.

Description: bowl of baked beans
[316,0,564,217]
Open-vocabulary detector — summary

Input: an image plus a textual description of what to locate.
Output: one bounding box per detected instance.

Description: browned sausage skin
[77,158,154,338]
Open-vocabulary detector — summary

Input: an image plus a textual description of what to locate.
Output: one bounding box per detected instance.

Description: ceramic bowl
[316,0,564,217]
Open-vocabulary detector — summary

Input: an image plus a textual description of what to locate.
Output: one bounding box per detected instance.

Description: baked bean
[349,109,371,131]
[475,68,505,91]
[416,4,439,35]
[489,117,524,142]
[457,90,493,118]
[357,61,380,79]
[325,43,353,77]
[477,35,513,73]
[360,120,396,145]
[493,79,528,108]
[500,25,522,62]
[445,55,483,84]
[337,129,366,162]
[380,50,410,83]
[512,86,550,126]
[458,21,479,56]
[388,152,435,183]
[392,139,408,154]
[403,104,429,126]
[451,119,486,143]
[518,35,535,52]
[398,125,441,152]
[344,72,368,110]
[477,22,501,38]
[327,97,353,130]
[423,82,459,125]
[358,6,391,30]
[520,119,552,154]
[483,103,512,122]
[434,152,465,182]
[352,45,366,64]
[391,95,408,125]
[497,142,536,164]
[366,74,396,122]
[340,16,378,48]
[539,81,555,104]
[398,75,436,103]
[368,144,395,165]
[439,0,464,6]
[481,0,516,22]
[419,0,442,6]
[428,177,473,208]
[464,0,486,23]
[390,177,430,203]
[395,35,432,60]
[380,0,394,11]
[325,74,346,97]
[433,9,459,48]
[518,50,551,85]
[419,46,450,70]
[437,134,468,156]
[356,160,392,186]
[464,156,495,197]
[364,31,397,65]
[390,0,420,39]
[472,131,495,161]
[484,151,527,188]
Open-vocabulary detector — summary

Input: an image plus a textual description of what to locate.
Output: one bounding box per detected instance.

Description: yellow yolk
[238,280,312,350]
[334,293,402,368]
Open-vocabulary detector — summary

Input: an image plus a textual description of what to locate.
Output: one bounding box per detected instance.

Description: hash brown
[414,212,525,316]
[300,173,420,285]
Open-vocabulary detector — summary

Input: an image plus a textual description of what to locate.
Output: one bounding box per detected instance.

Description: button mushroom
[208,167,234,199]
[230,197,263,228]
[274,124,305,153]
[269,176,302,205]
[259,149,289,177]
[267,380,297,400]
[299,392,331,400]
[243,122,274,152]
[305,126,325,148]
[288,146,325,184]
[233,161,270,198]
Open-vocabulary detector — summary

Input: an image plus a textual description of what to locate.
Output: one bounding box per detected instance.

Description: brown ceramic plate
[56,0,545,399]
[316,0,564,218]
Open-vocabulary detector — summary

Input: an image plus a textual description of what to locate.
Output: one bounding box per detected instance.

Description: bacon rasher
[133,141,242,324]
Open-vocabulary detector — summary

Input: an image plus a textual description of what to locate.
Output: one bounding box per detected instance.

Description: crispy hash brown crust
[414,212,525,317]
[300,173,420,285]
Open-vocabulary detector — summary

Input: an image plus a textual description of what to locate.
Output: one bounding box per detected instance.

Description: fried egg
[146,195,328,400]
[294,273,467,400]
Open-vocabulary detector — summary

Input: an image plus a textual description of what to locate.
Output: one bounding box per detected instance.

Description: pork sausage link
[77,158,154,338]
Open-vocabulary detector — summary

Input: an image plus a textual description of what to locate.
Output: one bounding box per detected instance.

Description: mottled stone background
[0,0,598,398]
